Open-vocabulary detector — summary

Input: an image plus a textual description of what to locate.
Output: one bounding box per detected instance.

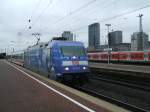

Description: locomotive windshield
[61,46,85,56]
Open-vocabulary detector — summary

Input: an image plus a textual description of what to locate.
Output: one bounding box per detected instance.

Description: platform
[0,60,128,112]
[89,62,150,78]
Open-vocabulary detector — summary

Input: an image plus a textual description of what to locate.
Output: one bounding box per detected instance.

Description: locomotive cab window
[61,46,85,56]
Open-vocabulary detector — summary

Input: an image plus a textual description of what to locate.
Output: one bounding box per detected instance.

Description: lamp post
[105,24,111,64]
[9,41,16,60]
[137,14,144,51]
[10,41,15,53]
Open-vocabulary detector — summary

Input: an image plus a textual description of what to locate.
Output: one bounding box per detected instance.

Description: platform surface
[89,62,150,74]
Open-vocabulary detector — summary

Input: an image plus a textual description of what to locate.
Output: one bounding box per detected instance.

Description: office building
[111,43,131,51]
[88,23,100,50]
[100,43,131,51]
[62,31,73,41]
[131,32,149,51]
[109,31,122,47]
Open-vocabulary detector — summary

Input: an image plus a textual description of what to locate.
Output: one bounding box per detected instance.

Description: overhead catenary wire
[72,0,149,31]
[80,0,147,22]
[18,0,43,35]
[15,1,54,52]
[48,1,150,33]
[28,0,99,32]
[43,0,98,32]
[53,0,97,24]
[30,0,53,29]
[29,0,43,22]
[54,0,116,33]
[68,0,115,22]
[46,2,150,37]
[30,1,150,38]
[42,0,98,34]
[17,1,150,51]
[71,4,150,32]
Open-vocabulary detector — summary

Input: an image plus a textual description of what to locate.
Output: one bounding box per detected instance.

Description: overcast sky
[0,0,150,53]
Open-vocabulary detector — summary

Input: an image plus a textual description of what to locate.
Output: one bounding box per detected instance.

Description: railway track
[73,73,150,112]
[76,86,148,112]
[91,75,150,92]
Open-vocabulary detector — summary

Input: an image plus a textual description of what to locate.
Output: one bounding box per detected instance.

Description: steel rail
[76,86,148,112]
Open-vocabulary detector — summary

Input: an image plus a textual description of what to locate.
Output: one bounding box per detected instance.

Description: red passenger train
[88,51,150,63]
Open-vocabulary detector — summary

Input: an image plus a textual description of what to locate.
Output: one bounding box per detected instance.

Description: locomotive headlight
[83,67,86,70]
[65,67,69,71]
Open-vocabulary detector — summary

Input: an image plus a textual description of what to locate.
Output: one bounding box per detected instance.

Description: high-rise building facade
[109,31,122,47]
[131,32,149,51]
[100,43,131,51]
[88,23,100,50]
[62,31,73,41]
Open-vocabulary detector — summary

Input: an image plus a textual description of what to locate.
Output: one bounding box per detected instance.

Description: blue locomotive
[24,38,89,81]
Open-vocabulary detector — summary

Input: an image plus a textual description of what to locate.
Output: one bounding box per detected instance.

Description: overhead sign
[104,48,112,51]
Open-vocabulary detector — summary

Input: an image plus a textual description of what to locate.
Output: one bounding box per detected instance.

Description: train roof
[27,42,48,50]
[49,40,84,47]
[27,40,84,50]
[88,50,150,53]
[7,50,24,56]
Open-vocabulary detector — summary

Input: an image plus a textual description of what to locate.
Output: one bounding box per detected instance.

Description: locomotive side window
[131,53,144,60]
[119,54,128,59]
[101,54,108,59]
[92,54,99,59]
[111,54,118,59]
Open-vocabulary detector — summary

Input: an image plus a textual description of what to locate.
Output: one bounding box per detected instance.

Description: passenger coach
[88,51,150,64]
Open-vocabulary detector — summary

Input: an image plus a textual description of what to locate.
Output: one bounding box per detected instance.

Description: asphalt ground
[0,60,112,112]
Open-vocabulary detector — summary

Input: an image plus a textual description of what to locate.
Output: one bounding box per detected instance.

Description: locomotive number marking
[72,61,79,65]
